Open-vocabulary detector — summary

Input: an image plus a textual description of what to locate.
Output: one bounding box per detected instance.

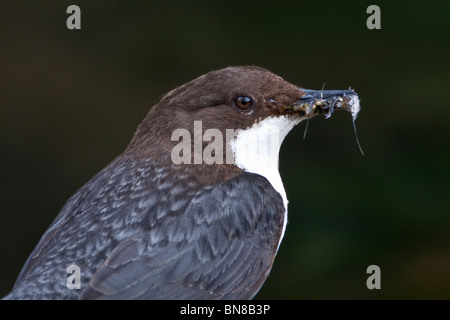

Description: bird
[4,66,360,300]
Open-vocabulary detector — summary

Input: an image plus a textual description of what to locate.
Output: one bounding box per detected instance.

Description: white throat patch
[229,115,302,249]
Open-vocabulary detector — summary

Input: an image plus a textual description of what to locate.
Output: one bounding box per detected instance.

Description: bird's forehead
[209,67,288,90]
[199,67,303,101]
[160,66,306,114]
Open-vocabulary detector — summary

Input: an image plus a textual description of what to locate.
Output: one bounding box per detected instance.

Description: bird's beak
[289,87,364,155]
[291,88,361,122]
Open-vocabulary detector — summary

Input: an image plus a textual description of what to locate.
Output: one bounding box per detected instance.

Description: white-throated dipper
[4,66,360,299]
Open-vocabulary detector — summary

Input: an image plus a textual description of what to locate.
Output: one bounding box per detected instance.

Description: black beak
[294,88,361,121]
[294,87,364,155]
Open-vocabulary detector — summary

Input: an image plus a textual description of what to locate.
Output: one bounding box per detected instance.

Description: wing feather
[80,172,284,300]
[8,155,284,300]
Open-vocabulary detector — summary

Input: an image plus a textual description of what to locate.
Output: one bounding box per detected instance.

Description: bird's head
[126,66,360,184]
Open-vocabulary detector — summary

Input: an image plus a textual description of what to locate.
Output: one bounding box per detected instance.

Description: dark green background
[1,1,449,299]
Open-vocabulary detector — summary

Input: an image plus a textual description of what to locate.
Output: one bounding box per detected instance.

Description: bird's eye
[234,96,253,111]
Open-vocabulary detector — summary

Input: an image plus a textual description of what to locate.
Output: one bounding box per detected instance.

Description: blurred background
[0,0,449,299]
